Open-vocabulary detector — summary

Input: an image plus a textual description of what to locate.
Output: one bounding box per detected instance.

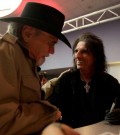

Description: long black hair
[72,32,107,73]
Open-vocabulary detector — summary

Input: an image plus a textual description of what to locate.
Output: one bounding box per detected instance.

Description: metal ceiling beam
[62,4,120,34]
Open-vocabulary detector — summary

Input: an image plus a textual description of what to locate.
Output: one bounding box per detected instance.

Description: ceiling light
[0,0,22,17]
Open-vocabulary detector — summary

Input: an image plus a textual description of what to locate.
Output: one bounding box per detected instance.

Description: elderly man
[0,2,71,135]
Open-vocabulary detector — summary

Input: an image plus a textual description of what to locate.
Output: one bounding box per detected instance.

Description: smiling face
[22,25,58,66]
[74,41,95,72]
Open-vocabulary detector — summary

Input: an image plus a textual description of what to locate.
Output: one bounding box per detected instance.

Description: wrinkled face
[74,41,95,71]
[22,25,58,66]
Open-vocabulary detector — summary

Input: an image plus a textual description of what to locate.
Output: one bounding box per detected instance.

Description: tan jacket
[41,69,70,100]
[0,33,58,135]
[42,78,58,99]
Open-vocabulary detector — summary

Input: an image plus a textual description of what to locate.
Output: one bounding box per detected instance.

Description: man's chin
[77,66,83,69]
[36,57,45,66]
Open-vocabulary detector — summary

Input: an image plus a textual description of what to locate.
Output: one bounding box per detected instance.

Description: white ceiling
[0,0,120,33]
[57,0,120,21]
[2,0,120,21]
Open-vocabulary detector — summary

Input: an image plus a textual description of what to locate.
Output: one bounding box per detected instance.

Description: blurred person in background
[39,72,48,86]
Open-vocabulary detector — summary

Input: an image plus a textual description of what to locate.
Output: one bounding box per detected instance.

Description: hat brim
[0,17,71,48]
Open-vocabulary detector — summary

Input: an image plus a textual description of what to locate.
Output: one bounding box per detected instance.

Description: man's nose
[76,51,82,58]
[49,47,55,54]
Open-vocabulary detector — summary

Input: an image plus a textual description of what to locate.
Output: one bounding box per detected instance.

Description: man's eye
[81,50,89,53]
[74,49,78,53]
[74,49,90,54]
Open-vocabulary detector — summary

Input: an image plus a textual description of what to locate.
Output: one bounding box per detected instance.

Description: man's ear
[22,25,33,42]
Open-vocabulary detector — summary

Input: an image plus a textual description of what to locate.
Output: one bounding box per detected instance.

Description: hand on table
[41,122,80,135]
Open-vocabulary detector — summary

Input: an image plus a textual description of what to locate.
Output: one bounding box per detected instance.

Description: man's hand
[58,69,71,79]
[55,109,62,121]
[41,122,80,135]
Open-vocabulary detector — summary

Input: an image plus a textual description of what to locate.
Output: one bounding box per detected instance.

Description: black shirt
[49,69,120,128]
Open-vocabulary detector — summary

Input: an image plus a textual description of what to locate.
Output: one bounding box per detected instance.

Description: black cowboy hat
[0,2,71,48]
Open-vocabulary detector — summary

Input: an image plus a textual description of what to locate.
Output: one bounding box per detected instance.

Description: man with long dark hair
[49,32,120,128]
